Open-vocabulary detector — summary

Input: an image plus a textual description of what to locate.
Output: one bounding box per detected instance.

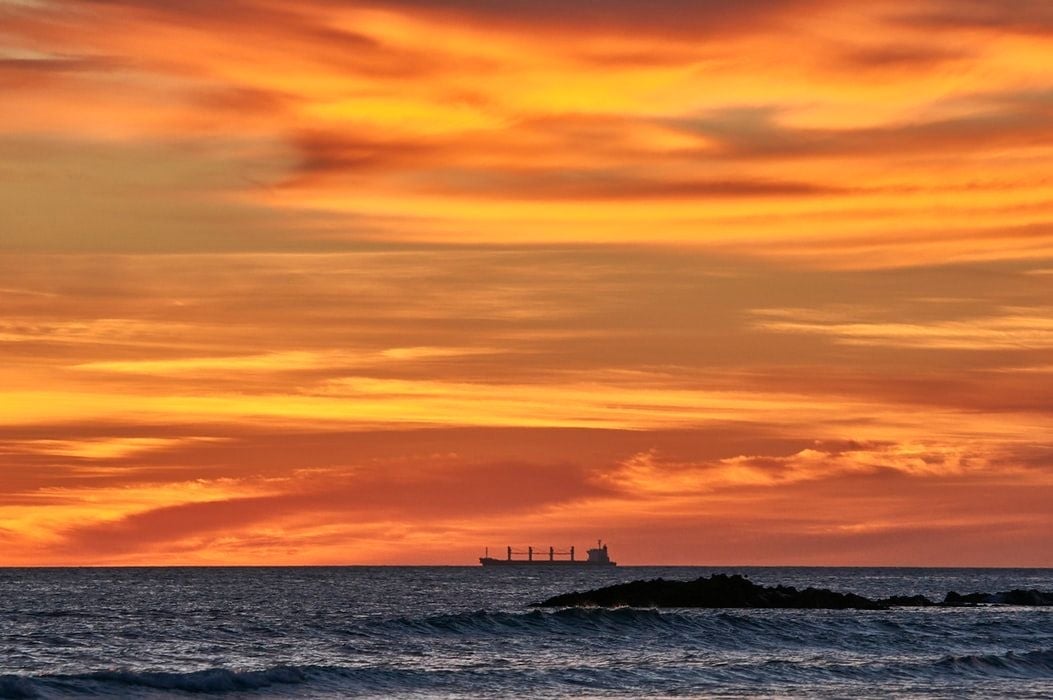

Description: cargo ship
[479,540,616,566]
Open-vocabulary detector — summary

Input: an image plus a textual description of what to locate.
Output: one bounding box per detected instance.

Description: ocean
[1,566,1051,698]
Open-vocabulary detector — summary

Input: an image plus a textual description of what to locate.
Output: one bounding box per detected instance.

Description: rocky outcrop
[878,594,936,607]
[535,574,1053,609]
[536,574,886,609]
[943,589,1053,606]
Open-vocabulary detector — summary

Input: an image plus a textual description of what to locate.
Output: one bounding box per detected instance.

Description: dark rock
[535,575,1053,610]
[534,574,887,610]
[1000,589,1053,606]
[944,591,991,605]
[879,595,936,607]
[944,589,1053,606]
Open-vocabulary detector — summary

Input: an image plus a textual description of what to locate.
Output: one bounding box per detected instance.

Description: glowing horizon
[1,0,1051,566]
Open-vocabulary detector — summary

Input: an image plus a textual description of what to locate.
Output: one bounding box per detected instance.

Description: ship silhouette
[479,540,616,566]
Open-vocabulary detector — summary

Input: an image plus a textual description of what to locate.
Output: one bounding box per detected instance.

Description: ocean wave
[4,666,513,698]
[933,648,1053,678]
[0,666,320,698]
[4,650,1053,698]
[368,607,1036,645]
[0,676,37,700]
[381,607,681,636]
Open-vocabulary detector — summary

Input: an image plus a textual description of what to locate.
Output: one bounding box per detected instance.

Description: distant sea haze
[2,566,1052,698]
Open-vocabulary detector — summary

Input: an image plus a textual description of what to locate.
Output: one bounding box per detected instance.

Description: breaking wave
[4,649,1053,698]
[933,648,1053,678]
[3,611,1051,699]
[1,667,317,698]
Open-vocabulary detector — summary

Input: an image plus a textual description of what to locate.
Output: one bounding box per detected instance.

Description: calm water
[1,567,1051,698]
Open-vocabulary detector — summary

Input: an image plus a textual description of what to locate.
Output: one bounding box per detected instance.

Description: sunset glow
[2,0,1052,565]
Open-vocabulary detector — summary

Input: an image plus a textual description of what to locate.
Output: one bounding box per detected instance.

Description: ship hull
[479,558,616,567]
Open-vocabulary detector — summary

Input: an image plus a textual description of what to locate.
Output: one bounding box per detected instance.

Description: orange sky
[1,0,1052,565]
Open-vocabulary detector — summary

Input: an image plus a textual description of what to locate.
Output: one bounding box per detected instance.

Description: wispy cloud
[4,436,227,460]
[754,307,1053,350]
[72,347,498,375]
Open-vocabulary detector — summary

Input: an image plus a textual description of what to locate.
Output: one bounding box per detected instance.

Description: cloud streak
[754,307,1053,350]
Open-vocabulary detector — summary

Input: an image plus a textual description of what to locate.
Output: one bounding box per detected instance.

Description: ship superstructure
[479,540,616,566]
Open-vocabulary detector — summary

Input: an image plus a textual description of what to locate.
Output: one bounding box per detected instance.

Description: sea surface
[1,566,1051,698]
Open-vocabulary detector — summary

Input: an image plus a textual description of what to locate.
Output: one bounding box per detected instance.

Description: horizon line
[2,564,1051,570]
